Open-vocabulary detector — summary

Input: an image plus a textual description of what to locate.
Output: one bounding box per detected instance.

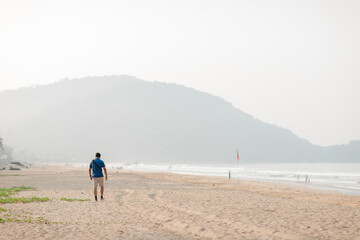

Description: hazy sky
[1,0,359,146]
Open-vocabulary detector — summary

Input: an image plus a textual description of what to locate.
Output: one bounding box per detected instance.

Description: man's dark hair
[95,152,101,158]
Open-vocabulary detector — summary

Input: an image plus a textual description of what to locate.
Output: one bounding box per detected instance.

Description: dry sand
[0,165,359,240]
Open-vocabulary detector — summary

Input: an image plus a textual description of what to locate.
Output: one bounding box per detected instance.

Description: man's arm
[103,167,108,181]
[89,167,92,180]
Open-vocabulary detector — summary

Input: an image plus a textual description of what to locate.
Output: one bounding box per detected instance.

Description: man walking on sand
[89,152,108,202]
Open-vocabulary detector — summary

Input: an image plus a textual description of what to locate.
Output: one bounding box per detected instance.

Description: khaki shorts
[93,177,104,187]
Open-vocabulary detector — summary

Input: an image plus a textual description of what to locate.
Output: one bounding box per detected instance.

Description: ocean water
[80,162,360,196]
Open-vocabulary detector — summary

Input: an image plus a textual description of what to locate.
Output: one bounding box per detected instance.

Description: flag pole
[237,156,239,181]
[237,149,239,181]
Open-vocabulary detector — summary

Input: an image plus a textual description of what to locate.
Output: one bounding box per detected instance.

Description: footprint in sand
[148,193,156,200]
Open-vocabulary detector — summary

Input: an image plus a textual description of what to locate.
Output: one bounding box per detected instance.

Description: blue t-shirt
[89,158,105,178]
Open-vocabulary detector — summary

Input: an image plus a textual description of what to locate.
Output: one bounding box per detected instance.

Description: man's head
[95,152,101,158]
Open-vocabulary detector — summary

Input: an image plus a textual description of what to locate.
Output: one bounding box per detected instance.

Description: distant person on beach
[89,152,108,201]
[229,170,231,180]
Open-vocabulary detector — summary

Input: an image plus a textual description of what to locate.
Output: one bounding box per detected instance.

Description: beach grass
[60,197,90,202]
[0,186,35,197]
[0,186,49,204]
[0,207,54,224]
[0,197,50,204]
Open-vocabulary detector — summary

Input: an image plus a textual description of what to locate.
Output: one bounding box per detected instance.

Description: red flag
[237,149,239,161]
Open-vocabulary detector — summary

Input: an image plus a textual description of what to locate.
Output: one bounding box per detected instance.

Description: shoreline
[123,169,355,197]
[238,177,360,196]
[25,162,360,196]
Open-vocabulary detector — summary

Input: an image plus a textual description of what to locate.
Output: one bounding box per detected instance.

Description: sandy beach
[0,166,359,240]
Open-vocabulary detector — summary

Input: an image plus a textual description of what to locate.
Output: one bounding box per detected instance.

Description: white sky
[0,0,359,146]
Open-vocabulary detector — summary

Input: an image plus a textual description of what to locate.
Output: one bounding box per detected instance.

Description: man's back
[90,158,105,177]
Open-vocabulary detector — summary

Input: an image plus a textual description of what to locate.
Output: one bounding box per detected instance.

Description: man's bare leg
[101,186,104,200]
[94,187,98,201]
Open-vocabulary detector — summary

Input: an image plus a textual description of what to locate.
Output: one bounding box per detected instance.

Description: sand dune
[0,166,359,239]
